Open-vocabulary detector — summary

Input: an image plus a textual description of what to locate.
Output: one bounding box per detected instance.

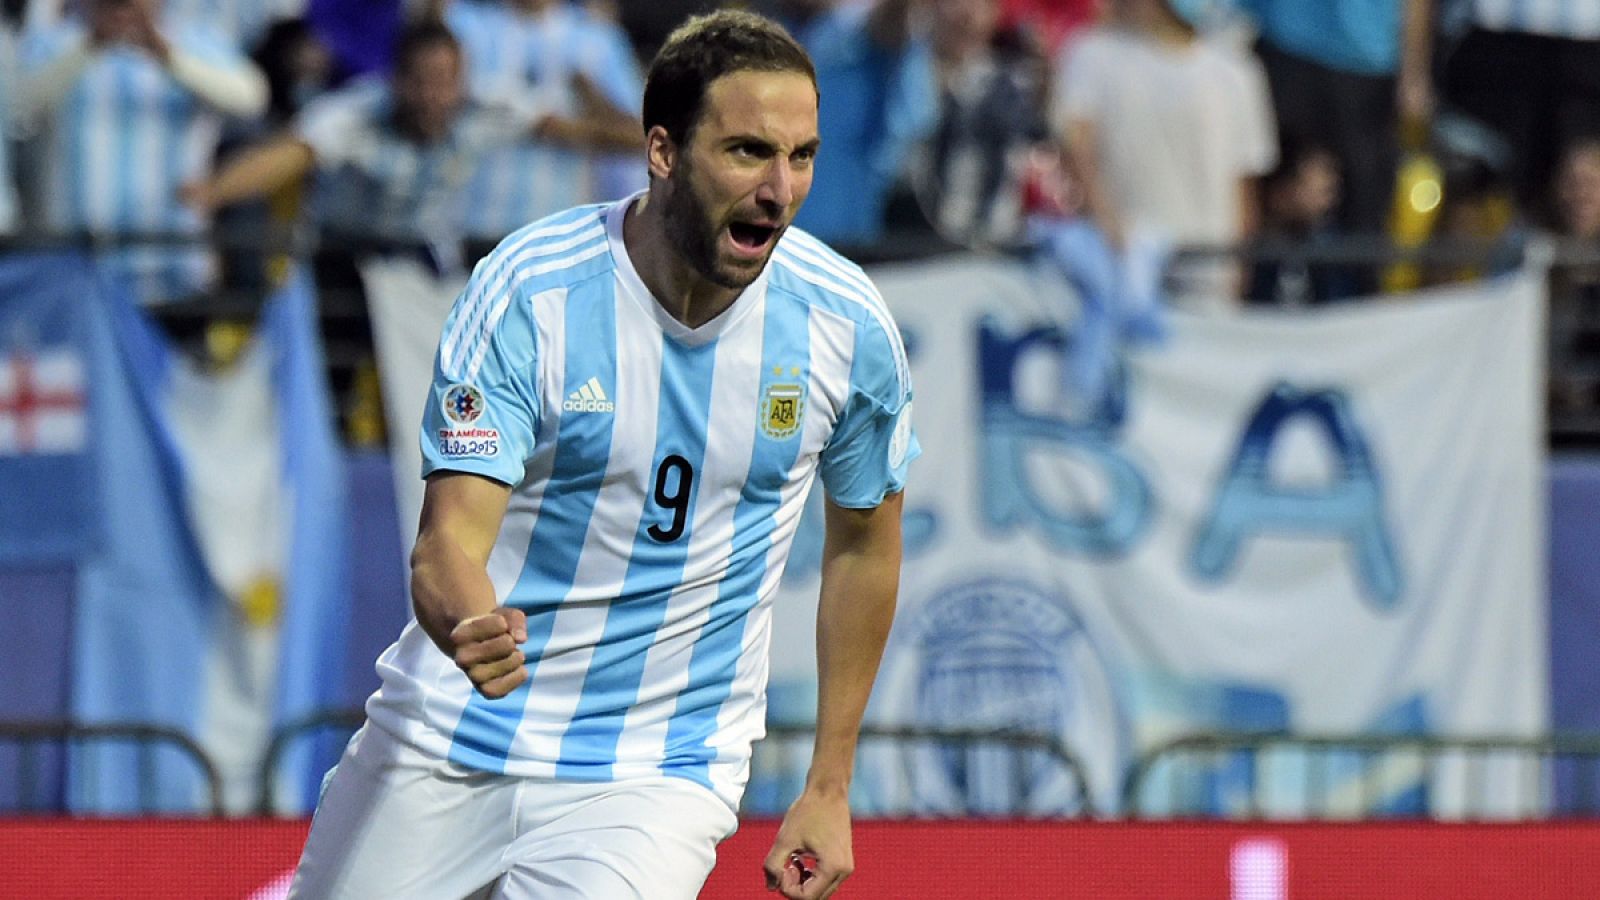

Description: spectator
[774,0,939,248]
[432,0,644,240]
[1000,0,1098,57]
[1441,0,1600,214]
[1,21,18,235]
[917,0,1051,245]
[1556,138,1600,243]
[1053,0,1276,303]
[22,0,305,48]
[1239,0,1434,237]
[252,17,336,127]
[1246,139,1345,306]
[15,0,268,303]
[184,21,635,273]
[1550,137,1600,421]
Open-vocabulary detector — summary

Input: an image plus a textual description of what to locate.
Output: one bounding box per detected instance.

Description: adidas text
[563,397,615,413]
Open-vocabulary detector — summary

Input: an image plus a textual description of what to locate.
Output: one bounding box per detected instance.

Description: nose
[755,158,796,211]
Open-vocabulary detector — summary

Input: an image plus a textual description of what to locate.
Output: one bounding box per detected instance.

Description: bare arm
[166,48,269,117]
[764,491,905,900]
[534,74,644,153]
[411,471,528,699]
[184,134,316,212]
[1063,117,1125,247]
[1397,0,1434,125]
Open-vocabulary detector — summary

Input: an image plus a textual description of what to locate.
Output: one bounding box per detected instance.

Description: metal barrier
[252,709,1096,818]
[255,708,367,816]
[1122,732,1600,821]
[0,721,225,816]
[756,722,1096,819]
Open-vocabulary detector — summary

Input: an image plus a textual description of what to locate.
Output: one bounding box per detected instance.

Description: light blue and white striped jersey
[1468,0,1600,38]
[19,21,248,301]
[295,78,540,260]
[367,195,919,809]
[0,27,18,235]
[445,0,645,240]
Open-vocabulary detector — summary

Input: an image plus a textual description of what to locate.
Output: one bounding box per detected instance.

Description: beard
[660,157,771,291]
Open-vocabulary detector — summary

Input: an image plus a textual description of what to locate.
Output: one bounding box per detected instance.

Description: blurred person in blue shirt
[15,0,268,303]
[1239,0,1435,237]
[774,0,938,248]
[430,0,645,240]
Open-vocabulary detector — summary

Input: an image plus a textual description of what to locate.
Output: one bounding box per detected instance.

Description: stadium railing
[1122,731,1600,821]
[0,720,225,816]
[250,709,1097,818]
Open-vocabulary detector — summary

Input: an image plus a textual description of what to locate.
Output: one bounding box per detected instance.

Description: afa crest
[761,382,805,440]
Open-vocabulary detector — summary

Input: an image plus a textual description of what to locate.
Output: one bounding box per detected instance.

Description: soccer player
[287,10,917,900]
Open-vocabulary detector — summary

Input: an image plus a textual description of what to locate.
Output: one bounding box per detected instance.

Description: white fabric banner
[362,258,467,557]
[361,252,1548,819]
[765,257,1547,818]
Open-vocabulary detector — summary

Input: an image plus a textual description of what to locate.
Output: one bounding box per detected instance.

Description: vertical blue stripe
[664,294,812,787]
[162,76,189,301]
[113,57,138,233]
[553,334,720,780]
[446,283,621,771]
[65,77,88,228]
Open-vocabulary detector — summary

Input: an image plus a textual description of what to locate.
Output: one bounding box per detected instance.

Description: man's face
[656,70,819,290]
[396,44,464,142]
[90,0,157,43]
[1559,148,1600,240]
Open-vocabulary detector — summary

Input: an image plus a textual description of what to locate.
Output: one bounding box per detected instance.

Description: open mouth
[728,222,779,253]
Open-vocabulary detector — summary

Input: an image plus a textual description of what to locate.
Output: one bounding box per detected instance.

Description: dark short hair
[642,10,817,145]
[394,21,461,75]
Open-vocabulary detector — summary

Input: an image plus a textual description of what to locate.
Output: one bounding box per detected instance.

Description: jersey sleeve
[419,254,541,485]
[819,311,919,508]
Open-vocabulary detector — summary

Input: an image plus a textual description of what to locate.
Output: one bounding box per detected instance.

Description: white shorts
[286,723,740,900]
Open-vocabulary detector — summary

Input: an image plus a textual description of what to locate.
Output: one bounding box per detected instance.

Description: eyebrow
[723,134,822,154]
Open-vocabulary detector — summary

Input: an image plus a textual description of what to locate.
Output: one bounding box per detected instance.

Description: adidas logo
[563,377,615,413]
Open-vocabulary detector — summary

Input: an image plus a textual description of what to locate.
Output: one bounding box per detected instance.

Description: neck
[623,193,742,329]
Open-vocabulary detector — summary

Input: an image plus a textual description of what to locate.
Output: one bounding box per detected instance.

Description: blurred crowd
[2,0,1599,311]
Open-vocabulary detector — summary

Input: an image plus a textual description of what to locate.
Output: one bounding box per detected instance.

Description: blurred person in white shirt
[1052,0,1276,305]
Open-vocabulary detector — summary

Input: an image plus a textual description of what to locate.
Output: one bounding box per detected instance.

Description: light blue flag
[69,266,348,815]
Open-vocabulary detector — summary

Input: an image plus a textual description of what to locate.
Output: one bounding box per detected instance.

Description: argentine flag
[71,266,349,815]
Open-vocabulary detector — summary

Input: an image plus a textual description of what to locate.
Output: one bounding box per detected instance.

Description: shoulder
[477,203,615,294]
[769,227,879,320]
[768,228,909,390]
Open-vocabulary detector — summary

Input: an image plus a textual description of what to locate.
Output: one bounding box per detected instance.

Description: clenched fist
[449,607,528,699]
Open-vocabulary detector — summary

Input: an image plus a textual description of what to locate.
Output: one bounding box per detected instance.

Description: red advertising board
[6,819,1600,898]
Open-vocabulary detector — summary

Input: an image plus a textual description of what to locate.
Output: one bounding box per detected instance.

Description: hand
[449,607,528,699]
[178,181,215,214]
[763,787,853,899]
[127,2,172,65]
[1397,65,1435,127]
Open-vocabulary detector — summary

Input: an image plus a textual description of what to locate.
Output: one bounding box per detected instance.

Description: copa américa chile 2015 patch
[439,383,501,458]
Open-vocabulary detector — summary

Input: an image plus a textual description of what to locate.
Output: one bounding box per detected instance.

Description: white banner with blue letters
[762,257,1546,819]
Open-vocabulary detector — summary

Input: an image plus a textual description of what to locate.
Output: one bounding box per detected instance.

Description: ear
[646,125,677,181]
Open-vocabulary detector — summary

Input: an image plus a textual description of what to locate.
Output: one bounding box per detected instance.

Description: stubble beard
[661,159,765,291]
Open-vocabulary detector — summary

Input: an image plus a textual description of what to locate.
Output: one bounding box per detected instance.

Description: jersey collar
[605,192,769,348]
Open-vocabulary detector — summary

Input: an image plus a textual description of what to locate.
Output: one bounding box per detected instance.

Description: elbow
[233,69,270,120]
